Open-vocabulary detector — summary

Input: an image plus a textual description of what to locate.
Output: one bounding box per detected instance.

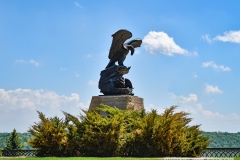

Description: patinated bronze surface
[99,29,142,95]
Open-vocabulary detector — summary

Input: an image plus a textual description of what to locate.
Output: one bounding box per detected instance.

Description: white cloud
[74,2,82,8]
[146,104,165,114]
[201,34,212,43]
[143,31,191,56]
[202,61,231,72]
[86,54,92,58]
[15,59,39,66]
[0,88,87,132]
[196,103,224,118]
[15,59,25,63]
[87,80,97,85]
[29,59,39,66]
[205,84,223,94]
[134,50,141,54]
[170,93,198,105]
[170,93,240,132]
[170,93,238,119]
[148,104,155,109]
[214,30,240,43]
[0,88,85,110]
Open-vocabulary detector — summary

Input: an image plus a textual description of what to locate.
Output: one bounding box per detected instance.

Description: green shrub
[0,148,2,157]
[107,106,209,157]
[28,104,210,157]
[28,111,68,156]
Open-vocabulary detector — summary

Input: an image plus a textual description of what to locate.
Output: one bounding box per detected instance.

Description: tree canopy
[203,132,240,148]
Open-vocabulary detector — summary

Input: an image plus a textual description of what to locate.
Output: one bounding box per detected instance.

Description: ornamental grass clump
[28,104,209,157]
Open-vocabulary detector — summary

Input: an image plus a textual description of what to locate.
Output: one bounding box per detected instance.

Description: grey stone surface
[89,95,144,111]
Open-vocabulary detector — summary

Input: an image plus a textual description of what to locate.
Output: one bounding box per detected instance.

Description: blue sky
[1,0,240,133]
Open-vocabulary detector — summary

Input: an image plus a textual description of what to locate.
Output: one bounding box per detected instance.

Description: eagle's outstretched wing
[108,29,132,59]
[126,38,142,48]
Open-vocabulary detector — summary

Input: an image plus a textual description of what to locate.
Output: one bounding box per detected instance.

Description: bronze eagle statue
[105,29,142,68]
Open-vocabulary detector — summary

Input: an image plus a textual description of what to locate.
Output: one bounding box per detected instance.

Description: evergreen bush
[28,111,68,156]
[4,129,23,150]
[28,104,210,157]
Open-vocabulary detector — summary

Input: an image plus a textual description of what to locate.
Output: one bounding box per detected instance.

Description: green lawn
[1,157,239,160]
[0,157,162,160]
[36,158,160,160]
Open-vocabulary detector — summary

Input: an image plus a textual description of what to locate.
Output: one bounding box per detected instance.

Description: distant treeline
[0,131,240,149]
[203,132,240,148]
[0,132,33,149]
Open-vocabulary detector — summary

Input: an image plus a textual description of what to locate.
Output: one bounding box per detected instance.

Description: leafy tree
[4,129,23,150]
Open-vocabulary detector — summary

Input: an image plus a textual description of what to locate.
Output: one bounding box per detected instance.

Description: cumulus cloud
[0,88,87,132]
[29,59,39,66]
[170,93,221,117]
[201,34,212,43]
[205,84,223,94]
[15,59,39,66]
[143,31,191,56]
[170,93,240,132]
[202,61,231,72]
[170,93,198,105]
[214,30,240,43]
[196,104,224,118]
[0,88,85,110]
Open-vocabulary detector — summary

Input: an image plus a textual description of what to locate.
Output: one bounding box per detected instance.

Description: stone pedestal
[89,95,144,110]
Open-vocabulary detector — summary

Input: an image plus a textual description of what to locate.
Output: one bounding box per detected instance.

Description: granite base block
[89,95,144,111]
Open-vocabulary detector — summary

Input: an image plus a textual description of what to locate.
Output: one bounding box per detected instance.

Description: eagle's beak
[127,45,135,55]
